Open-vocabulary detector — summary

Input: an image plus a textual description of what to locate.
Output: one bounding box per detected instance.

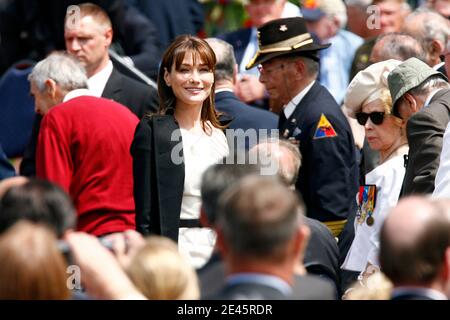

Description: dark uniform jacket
[280,81,358,222]
[400,89,450,197]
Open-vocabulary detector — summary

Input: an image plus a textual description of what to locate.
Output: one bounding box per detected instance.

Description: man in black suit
[388,57,450,197]
[247,17,359,237]
[379,197,450,300]
[205,37,278,150]
[199,143,338,299]
[210,175,312,300]
[20,3,158,176]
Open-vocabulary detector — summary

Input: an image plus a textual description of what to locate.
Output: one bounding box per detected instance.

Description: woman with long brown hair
[131,35,229,268]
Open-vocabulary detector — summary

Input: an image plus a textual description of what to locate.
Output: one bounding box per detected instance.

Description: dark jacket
[215,90,278,131]
[0,144,15,180]
[130,114,185,241]
[400,89,450,197]
[280,81,359,222]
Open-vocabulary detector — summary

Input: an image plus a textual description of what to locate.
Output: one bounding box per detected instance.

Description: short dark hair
[218,175,304,260]
[379,201,450,285]
[0,179,77,238]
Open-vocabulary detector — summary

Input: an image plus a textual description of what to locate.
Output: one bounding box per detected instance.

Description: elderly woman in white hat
[341,59,409,290]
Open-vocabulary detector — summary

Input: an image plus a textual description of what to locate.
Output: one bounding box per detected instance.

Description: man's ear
[44,79,58,98]
[291,223,310,260]
[430,39,445,64]
[104,27,113,47]
[232,64,238,85]
[215,228,229,258]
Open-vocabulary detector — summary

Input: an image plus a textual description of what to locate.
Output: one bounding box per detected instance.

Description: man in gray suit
[388,57,450,196]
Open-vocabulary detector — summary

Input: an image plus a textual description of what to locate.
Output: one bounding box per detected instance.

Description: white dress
[342,145,408,272]
[178,124,229,269]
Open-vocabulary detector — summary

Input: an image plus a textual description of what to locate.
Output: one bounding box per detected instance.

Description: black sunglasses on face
[355,112,385,126]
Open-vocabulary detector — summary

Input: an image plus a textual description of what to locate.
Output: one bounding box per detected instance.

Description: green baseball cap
[388,57,447,115]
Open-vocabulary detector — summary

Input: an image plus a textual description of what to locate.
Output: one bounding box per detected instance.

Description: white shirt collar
[215,88,234,94]
[87,60,113,97]
[283,80,315,119]
[63,88,93,102]
[392,286,448,300]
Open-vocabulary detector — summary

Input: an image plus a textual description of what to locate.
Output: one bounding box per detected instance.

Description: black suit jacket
[280,81,359,222]
[103,68,158,118]
[131,113,184,242]
[215,90,278,150]
[20,68,157,176]
[215,90,278,131]
[400,89,450,197]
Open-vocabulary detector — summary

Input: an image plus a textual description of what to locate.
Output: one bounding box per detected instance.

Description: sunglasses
[355,112,385,126]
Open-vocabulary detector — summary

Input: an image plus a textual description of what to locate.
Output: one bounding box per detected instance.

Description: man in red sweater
[29,52,139,236]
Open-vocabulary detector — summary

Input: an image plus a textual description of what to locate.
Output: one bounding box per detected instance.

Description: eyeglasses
[257,63,287,76]
[355,112,386,126]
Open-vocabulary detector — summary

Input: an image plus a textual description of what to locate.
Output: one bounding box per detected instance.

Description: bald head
[383,197,436,244]
[380,197,450,289]
[250,138,301,187]
[370,33,425,63]
[401,9,450,66]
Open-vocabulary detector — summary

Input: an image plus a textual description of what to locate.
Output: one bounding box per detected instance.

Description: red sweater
[37,96,139,236]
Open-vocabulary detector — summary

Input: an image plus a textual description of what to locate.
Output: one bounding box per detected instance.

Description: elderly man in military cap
[388,57,450,197]
[247,16,359,237]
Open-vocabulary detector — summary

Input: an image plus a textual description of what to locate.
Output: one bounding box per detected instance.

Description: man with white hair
[401,8,450,74]
[29,52,139,236]
[301,0,363,104]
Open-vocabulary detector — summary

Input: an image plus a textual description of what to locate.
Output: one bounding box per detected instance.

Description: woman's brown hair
[157,35,225,131]
[0,221,70,299]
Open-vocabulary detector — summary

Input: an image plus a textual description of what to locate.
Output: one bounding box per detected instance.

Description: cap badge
[279,25,288,32]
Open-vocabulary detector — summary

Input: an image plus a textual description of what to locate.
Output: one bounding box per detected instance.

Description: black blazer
[103,68,158,118]
[280,81,359,222]
[215,90,278,131]
[400,88,450,197]
[131,113,185,242]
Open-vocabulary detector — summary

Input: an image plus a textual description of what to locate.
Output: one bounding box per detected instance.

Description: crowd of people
[0,0,449,301]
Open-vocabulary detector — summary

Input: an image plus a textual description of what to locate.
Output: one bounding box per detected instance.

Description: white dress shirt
[87,60,113,97]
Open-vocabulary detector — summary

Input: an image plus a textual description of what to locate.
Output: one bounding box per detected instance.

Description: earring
[166,82,171,87]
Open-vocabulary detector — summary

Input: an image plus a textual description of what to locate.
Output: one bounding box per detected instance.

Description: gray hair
[404,8,450,47]
[205,37,236,82]
[28,52,88,92]
[250,137,302,187]
[372,33,427,62]
[408,75,450,97]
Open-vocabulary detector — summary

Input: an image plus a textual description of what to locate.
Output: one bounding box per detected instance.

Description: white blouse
[178,124,229,269]
[342,146,408,272]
